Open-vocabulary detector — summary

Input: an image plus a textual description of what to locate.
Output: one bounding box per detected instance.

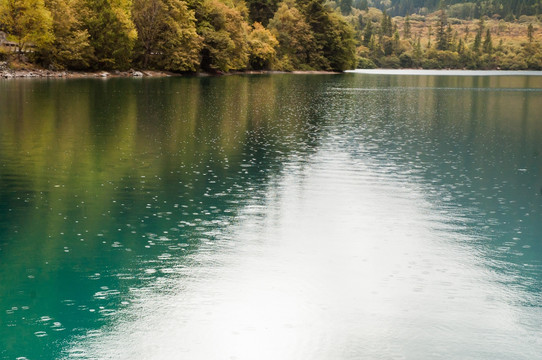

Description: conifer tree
[363,20,373,46]
[472,18,484,54]
[436,10,448,50]
[483,28,492,53]
[403,14,411,39]
[528,23,534,42]
[340,0,352,15]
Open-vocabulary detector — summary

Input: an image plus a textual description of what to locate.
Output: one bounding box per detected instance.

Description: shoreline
[0,65,342,79]
[0,67,180,79]
[4,67,540,80]
[347,69,542,76]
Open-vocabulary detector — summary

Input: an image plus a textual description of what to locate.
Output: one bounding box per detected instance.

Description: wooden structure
[0,31,22,52]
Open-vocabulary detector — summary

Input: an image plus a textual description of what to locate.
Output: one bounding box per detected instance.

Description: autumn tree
[0,0,54,55]
[133,0,202,71]
[76,0,137,69]
[268,0,318,70]
[43,0,93,69]
[247,21,278,69]
[195,0,250,72]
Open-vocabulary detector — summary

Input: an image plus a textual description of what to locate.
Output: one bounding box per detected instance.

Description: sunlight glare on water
[71,148,542,359]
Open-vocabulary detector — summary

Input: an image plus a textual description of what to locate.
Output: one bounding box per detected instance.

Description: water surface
[1,73,542,359]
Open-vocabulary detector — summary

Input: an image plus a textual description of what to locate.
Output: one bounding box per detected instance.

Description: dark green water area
[1,73,541,359]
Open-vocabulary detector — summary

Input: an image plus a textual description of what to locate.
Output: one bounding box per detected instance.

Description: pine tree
[528,23,534,42]
[413,35,422,65]
[340,0,352,15]
[472,18,484,54]
[483,28,492,54]
[363,20,373,46]
[446,24,454,51]
[403,14,411,39]
[436,10,448,50]
[380,11,392,37]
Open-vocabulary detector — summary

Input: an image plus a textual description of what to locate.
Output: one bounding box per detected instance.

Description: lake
[1,73,541,359]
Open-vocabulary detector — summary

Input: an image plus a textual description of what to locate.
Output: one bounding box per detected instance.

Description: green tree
[245,0,278,25]
[43,0,92,69]
[0,0,54,55]
[403,14,411,39]
[483,28,492,54]
[527,23,534,42]
[268,0,318,69]
[247,21,278,69]
[363,20,373,45]
[380,10,392,37]
[472,18,484,54]
[340,0,352,15]
[302,0,356,70]
[322,11,356,70]
[76,0,137,69]
[413,35,422,65]
[195,0,250,72]
[133,0,202,71]
[436,10,448,50]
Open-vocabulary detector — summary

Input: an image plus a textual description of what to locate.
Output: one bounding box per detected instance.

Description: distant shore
[347,69,542,76]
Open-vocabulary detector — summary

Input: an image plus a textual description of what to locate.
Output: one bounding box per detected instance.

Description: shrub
[357,56,376,68]
[379,55,400,68]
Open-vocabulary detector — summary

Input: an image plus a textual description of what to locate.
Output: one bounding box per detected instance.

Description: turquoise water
[0,74,541,359]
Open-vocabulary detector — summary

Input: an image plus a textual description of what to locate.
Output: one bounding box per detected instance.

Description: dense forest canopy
[370,0,542,18]
[0,0,541,72]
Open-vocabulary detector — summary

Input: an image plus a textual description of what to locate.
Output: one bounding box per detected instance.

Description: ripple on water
[66,348,87,358]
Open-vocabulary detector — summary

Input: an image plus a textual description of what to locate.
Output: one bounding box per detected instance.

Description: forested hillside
[349,5,542,69]
[369,0,542,18]
[0,0,541,72]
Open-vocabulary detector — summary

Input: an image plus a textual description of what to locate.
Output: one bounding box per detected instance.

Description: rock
[132,71,143,77]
